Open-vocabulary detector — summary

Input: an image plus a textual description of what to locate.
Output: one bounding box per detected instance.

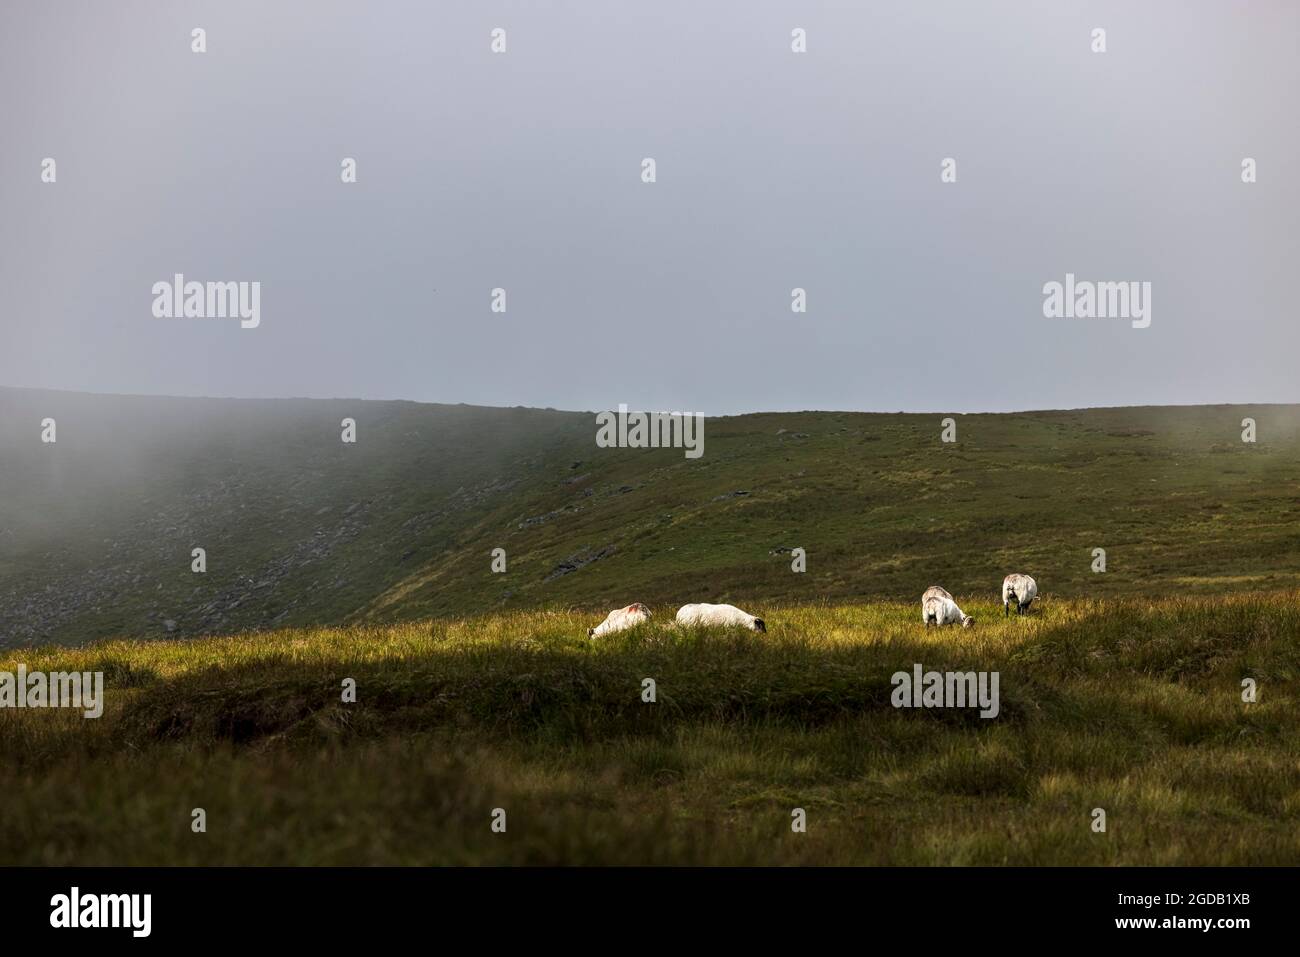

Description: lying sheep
[921,587,973,628]
[1002,574,1038,616]
[587,603,652,638]
[675,603,766,632]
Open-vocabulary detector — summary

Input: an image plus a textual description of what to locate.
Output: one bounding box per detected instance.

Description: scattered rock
[519,505,582,529]
[712,490,751,501]
[546,545,615,580]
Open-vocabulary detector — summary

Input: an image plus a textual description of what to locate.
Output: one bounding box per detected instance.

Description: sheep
[1002,574,1038,616]
[587,602,652,638]
[922,585,953,603]
[921,587,973,628]
[675,603,766,632]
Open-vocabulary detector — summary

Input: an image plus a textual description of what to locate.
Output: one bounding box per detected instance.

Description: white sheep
[587,603,652,638]
[921,587,973,628]
[922,585,953,603]
[1002,574,1038,616]
[675,603,767,632]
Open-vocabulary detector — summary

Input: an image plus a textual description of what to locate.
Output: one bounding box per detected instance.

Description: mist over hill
[3,386,1299,647]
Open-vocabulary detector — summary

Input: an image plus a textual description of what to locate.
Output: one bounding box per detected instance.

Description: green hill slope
[3,387,1299,646]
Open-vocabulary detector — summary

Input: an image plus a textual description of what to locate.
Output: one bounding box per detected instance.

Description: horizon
[2,381,1295,420]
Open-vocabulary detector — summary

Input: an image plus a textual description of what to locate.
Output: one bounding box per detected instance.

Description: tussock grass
[1,594,1298,864]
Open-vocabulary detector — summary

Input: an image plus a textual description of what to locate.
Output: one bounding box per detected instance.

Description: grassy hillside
[3,387,1300,646]
[3,389,1297,866]
[2,596,1296,865]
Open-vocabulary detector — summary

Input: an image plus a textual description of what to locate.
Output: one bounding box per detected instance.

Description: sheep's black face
[753,618,767,633]
[586,628,595,638]
[961,616,974,628]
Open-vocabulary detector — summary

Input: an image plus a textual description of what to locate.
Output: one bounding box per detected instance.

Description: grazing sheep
[675,603,766,632]
[921,588,973,628]
[922,585,953,603]
[1002,574,1038,616]
[587,603,652,638]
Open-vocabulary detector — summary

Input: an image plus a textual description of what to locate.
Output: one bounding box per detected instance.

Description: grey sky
[2,0,1296,416]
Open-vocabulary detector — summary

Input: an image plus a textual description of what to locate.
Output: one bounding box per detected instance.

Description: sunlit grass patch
[0,594,1296,864]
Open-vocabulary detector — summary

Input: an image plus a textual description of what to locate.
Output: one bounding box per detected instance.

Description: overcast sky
[1,0,1296,416]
